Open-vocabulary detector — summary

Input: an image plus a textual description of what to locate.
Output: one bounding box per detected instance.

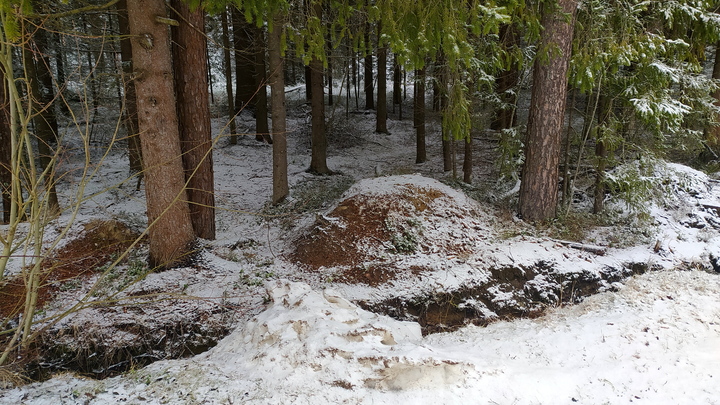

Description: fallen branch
[551,239,607,256]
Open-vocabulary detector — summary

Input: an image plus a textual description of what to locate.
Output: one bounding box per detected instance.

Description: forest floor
[1,89,720,404]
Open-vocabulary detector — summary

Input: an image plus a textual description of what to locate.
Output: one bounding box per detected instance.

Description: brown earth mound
[0,219,141,319]
[290,183,475,286]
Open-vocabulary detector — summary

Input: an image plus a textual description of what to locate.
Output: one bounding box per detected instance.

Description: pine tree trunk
[268,12,289,204]
[117,0,142,175]
[463,135,472,184]
[705,42,720,154]
[254,26,271,143]
[171,0,215,240]
[518,0,578,222]
[437,61,451,172]
[309,3,329,174]
[364,25,374,110]
[127,0,194,267]
[414,67,427,164]
[23,31,60,215]
[376,29,388,134]
[232,8,256,112]
[221,8,238,145]
[393,54,401,106]
[492,24,520,130]
[593,94,612,214]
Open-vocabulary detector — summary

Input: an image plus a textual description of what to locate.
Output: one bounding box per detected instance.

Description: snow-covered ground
[1,92,720,404]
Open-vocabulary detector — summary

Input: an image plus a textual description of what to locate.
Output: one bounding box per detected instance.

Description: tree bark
[253,26,272,143]
[593,94,612,214]
[127,0,195,267]
[232,8,256,112]
[414,67,427,164]
[364,25,374,110]
[24,30,60,214]
[704,42,720,154]
[117,0,142,174]
[518,0,578,222]
[491,24,520,131]
[309,2,330,174]
[171,0,215,240]
[220,7,238,145]
[268,12,289,204]
[376,28,388,134]
[463,134,472,184]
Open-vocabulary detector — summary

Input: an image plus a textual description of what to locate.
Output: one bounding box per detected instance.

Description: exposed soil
[360,262,658,335]
[0,219,140,319]
[290,183,660,335]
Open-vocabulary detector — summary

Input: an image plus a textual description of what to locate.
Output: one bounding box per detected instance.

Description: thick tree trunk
[127,0,194,267]
[376,31,388,133]
[268,12,289,204]
[171,0,215,240]
[221,8,238,145]
[518,0,578,222]
[364,26,374,110]
[117,0,142,175]
[414,67,427,164]
[232,8,256,112]
[24,31,60,214]
[253,26,272,143]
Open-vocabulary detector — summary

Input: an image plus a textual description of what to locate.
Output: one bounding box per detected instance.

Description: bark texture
[117,0,142,174]
[414,67,427,164]
[127,0,194,267]
[518,0,578,221]
[376,35,388,134]
[220,8,238,145]
[232,9,256,112]
[171,0,215,240]
[268,12,289,204]
[309,3,329,174]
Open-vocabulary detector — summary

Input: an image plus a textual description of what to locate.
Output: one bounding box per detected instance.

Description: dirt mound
[289,175,657,334]
[291,176,488,286]
[0,219,140,319]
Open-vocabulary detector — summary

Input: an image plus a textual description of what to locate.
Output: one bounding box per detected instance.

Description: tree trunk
[393,54,402,106]
[171,0,215,240]
[414,67,427,164]
[376,29,388,133]
[127,0,195,267]
[253,26,272,143]
[436,60,451,172]
[593,94,612,214]
[117,0,142,175]
[268,12,289,204]
[463,134,472,184]
[221,8,238,145]
[232,8,256,112]
[364,25,374,110]
[518,0,578,222]
[491,24,520,131]
[24,30,60,214]
[0,66,10,223]
[309,2,330,174]
[704,42,720,154]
